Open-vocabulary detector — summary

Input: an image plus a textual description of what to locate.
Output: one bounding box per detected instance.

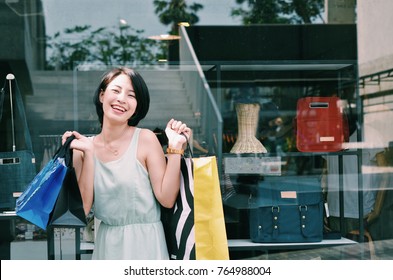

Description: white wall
[357,0,393,79]
[357,0,393,147]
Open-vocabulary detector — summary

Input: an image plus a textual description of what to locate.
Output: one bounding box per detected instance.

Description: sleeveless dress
[91,128,169,259]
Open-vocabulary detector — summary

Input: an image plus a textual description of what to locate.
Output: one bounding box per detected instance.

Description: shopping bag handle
[181,132,193,158]
[53,135,75,167]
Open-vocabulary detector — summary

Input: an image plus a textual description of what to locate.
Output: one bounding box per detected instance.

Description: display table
[46,226,85,260]
[77,238,356,259]
[0,212,86,260]
[227,238,356,252]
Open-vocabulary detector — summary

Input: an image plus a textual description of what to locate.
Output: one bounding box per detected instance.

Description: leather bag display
[162,146,229,260]
[0,75,37,210]
[296,96,349,152]
[249,176,324,243]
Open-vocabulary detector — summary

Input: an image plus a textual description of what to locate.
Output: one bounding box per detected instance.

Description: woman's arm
[141,119,190,208]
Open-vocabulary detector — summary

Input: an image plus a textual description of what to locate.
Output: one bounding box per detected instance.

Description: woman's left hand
[165,119,191,148]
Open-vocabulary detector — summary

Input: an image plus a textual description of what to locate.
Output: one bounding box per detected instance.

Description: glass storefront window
[1,0,393,261]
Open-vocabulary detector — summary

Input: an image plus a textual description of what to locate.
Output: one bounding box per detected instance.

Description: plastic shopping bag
[15,136,74,229]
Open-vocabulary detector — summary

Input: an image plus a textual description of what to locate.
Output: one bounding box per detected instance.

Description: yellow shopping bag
[162,155,229,260]
[194,156,229,260]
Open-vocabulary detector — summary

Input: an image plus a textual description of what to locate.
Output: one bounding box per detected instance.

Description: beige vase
[230,103,267,154]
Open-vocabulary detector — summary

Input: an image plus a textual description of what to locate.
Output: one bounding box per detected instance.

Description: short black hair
[93,67,150,126]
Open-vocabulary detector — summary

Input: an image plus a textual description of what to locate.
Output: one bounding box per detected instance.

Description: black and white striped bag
[162,156,195,260]
[161,139,229,260]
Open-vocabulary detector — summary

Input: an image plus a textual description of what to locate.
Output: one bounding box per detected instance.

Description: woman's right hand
[62,130,74,145]
[61,131,93,155]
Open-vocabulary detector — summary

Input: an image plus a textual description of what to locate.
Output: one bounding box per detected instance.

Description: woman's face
[100,73,137,124]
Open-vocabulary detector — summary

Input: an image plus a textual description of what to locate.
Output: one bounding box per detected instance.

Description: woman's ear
[99,90,104,103]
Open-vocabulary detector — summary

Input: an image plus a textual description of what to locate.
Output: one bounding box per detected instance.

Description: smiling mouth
[112,105,126,113]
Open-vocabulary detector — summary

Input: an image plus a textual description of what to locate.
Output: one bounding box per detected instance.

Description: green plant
[231,0,324,24]
[45,24,159,70]
[154,0,203,35]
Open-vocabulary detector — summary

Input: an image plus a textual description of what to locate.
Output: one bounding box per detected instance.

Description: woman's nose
[116,91,126,102]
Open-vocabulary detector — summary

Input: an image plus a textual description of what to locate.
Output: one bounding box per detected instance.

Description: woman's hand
[61,131,93,154]
[165,119,191,149]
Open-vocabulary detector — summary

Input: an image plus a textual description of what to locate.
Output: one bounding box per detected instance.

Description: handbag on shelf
[249,176,324,243]
[0,75,37,211]
[15,136,78,229]
[162,140,229,260]
[296,96,349,152]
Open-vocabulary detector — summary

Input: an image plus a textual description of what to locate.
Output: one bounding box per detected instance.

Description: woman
[62,67,191,259]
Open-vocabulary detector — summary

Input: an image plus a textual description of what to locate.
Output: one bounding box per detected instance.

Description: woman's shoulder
[138,127,159,142]
[136,128,162,156]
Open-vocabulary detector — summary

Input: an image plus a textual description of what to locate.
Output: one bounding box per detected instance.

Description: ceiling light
[148,34,181,40]
[178,22,190,27]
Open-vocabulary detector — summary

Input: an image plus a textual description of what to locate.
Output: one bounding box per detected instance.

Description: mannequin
[230,103,267,154]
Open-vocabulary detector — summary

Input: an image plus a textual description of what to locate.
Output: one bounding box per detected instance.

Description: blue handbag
[249,176,324,243]
[15,136,75,230]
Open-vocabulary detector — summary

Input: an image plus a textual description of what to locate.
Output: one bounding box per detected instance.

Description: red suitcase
[296,96,349,152]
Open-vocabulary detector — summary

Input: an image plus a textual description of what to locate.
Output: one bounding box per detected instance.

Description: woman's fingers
[166,119,191,145]
[167,119,190,133]
[169,119,182,131]
[61,130,74,144]
[178,125,191,139]
[72,130,83,139]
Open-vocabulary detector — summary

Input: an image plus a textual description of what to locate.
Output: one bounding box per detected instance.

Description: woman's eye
[112,89,119,94]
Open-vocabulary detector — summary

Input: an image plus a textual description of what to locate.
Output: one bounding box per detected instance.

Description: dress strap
[129,128,141,158]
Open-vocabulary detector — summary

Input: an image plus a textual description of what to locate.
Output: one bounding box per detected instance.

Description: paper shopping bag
[162,157,195,260]
[15,136,75,229]
[162,155,229,260]
[48,159,87,227]
[194,156,229,260]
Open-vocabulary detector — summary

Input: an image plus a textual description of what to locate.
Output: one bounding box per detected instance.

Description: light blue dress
[91,128,169,259]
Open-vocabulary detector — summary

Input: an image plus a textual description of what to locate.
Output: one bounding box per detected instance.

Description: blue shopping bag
[15,136,75,229]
